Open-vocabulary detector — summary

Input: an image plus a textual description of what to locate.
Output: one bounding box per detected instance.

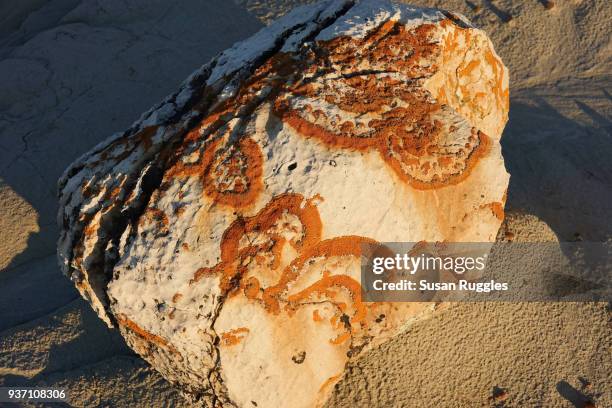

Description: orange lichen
[480,201,505,220]
[163,18,500,205]
[203,137,264,208]
[172,293,183,303]
[263,236,375,318]
[427,18,508,143]
[323,20,439,78]
[242,276,261,300]
[458,59,480,77]
[192,266,216,283]
[190,193,323,293]
[83,222,98,238]
[220,327,250,346]
[140,208,169,227]
[386,130,491,190]
[272,20,493,190]
[162,52,298,209]
[220,194,321,263]
[329,332,351,345]
[116,313,180,355]
[319,374,342,393]
[189,192,384,348]
[287,273,367,325]
[166,136,264,208]
[484,49,510,113]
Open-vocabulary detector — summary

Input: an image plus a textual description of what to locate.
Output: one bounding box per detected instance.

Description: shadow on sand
[0,0,264,390]
[502,96,612,241]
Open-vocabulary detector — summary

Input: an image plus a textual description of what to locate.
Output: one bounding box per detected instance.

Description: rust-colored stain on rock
[58,4,510,407]
[166,135,264,208]
[162,18,503,200]
[273,21,492,189]
[116,313,180,356]
[221,327,250,346]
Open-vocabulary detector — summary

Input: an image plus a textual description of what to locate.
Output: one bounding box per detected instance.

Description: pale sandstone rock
[57,1,509,406]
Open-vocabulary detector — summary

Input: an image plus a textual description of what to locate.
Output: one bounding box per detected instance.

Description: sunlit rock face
[57,1,509,406]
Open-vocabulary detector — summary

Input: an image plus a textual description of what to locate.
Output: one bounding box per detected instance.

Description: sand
[0,0,610,407]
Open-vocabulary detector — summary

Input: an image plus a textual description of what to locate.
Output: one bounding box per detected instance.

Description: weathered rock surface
[57,1,509,407]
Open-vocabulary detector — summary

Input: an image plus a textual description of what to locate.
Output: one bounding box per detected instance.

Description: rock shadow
[502,96,612,241]
[0,0,263,313]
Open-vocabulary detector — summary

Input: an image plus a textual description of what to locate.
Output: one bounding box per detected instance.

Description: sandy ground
[0,0,610,407]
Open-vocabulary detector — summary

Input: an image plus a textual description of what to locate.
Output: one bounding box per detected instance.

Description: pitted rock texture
[57,1,509,407]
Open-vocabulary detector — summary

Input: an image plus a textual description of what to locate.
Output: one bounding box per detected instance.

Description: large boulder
[57,0,509,406]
